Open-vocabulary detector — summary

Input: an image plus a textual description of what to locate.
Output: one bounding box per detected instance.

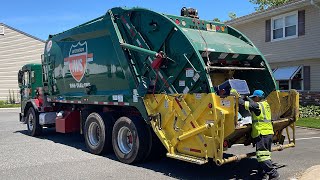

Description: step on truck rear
[18,7,299,165]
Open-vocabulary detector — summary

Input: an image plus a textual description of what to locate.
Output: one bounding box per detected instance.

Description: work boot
[269,173,280,180]
[261,173,269,180]
[256,171,268,180]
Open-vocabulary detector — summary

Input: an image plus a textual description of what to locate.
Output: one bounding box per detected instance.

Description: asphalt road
[0,108,320,180]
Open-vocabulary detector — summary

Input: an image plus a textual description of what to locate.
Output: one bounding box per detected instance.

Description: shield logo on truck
[64,41,88,82]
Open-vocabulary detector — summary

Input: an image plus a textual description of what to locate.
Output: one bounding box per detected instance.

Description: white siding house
[227,0,320,105]
[0,23,45,101]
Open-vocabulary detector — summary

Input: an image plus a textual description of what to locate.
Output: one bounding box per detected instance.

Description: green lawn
[297,117,320,129]
[0,100,20,108]
[0,104,20,108]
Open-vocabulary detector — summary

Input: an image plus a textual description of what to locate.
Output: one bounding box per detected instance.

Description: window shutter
[303,66,310,90]
[298,10,305,36]
[265,19,271,42]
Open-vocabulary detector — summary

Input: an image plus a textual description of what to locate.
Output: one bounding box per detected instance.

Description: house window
[271,11,298,41]
[0,25,4,35]
[278,81,289,90]
[273,66,303,90]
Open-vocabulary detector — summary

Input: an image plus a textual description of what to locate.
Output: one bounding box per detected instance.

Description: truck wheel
[26,107,42,136]
[84,112,113,155]
[112,116,151,164]
[146,130,167,161]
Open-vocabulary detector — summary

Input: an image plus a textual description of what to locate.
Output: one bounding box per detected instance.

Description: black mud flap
[19,113,26,124]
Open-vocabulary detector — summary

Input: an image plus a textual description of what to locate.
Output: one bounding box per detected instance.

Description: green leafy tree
[213,18,221,22]
[213,12,236,22]
[228,12,237,19]
[249,0,291,11]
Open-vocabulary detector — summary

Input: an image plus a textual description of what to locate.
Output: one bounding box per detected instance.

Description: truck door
[22,71,30,99]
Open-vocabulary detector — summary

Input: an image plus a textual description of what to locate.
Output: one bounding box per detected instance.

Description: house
[0,23,45,101]
[226,0,320,105]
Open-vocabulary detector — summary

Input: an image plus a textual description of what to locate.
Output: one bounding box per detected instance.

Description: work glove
[230,88,240,97]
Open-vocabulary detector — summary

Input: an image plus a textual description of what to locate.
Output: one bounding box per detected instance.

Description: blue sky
[0,0,256,40]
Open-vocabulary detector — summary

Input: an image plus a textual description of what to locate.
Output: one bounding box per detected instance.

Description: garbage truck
[18,7,299,165]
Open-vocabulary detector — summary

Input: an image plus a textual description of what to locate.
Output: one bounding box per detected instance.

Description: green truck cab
[18,63,43,123]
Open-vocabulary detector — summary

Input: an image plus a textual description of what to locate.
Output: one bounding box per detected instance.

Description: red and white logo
[64,41,92,82]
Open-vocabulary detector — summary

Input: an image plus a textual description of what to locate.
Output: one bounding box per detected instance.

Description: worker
[239,90,280,180]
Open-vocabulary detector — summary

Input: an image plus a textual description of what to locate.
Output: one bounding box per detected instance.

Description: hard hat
[249,90,264,98]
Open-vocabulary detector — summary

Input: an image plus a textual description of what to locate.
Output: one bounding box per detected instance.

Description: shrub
[299,105,320,118]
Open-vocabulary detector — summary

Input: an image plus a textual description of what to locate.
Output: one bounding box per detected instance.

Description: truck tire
[112,116,151,164]
[146,130,167,161]
[26,107,42,136]
[84,112,113,155]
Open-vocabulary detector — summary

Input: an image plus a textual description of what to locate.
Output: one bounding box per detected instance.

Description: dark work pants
[254,134,279,177]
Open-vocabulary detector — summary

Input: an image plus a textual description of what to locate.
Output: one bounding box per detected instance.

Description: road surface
[0,108,319,179]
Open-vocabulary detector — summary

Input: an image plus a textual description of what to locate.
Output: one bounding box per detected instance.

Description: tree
[213,12,236,22]
[16,90,20,103]
[12,90,16,104]
[249,0,291,11]
[228,12,237,19]
[8,89,12,104]
[213,18,221,22]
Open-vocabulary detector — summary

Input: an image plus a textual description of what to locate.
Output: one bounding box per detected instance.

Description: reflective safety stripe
[252,119,272,123]
[258,102,268,120]
[256,150,271,156]
[257,155,271,162]
[256,150,271,162]
[245,101,250,111]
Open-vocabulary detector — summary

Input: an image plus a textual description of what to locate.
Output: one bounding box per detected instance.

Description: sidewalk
[299,165,320,180]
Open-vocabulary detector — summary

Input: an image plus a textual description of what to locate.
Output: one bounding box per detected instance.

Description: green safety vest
[245,100,274,138]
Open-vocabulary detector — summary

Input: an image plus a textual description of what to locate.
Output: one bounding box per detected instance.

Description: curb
[0,107,20,110]
[299,165,320,180]
[296,126,320,131]
[0,108,20,112]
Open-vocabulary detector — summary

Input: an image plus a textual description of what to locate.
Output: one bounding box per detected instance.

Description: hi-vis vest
[245,100,274,138]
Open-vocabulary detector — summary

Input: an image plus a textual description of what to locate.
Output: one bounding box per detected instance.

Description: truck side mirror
[18,70,23,87]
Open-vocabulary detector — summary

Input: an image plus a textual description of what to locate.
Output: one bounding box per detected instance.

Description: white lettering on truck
[70,59,83,73]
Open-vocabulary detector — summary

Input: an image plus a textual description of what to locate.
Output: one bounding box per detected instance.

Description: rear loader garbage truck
[18,7,299,165]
